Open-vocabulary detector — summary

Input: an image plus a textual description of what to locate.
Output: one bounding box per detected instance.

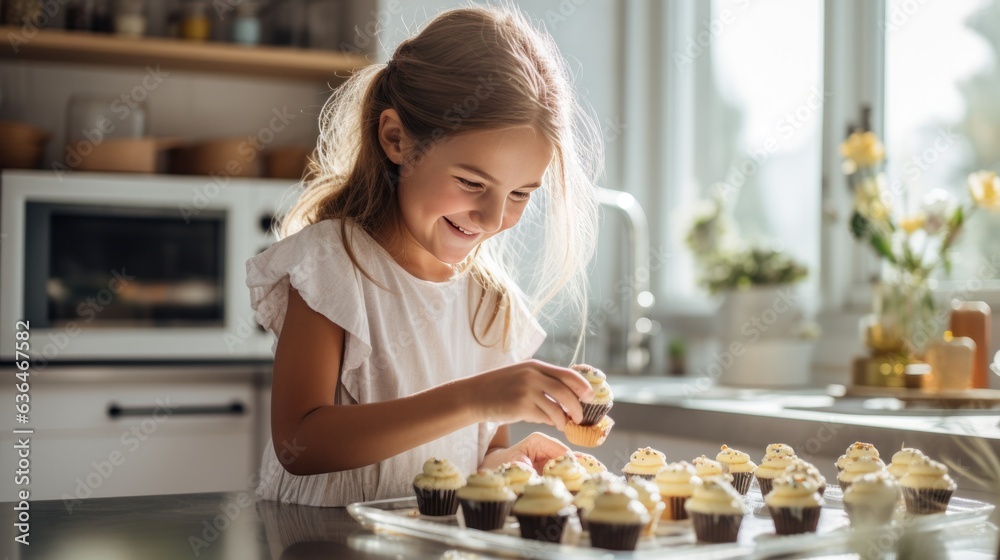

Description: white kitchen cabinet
[0,370,259,502]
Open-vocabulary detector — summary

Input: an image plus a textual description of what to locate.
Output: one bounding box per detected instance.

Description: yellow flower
[854,176,892,222]
[968,171,1000,212]
[899,214,926,234]
[841,131,885,168]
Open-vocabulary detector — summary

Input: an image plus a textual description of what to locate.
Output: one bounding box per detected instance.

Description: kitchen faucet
[596,187,653,375]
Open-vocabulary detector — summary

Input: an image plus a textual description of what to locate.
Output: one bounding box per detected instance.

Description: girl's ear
[378,108,407,165]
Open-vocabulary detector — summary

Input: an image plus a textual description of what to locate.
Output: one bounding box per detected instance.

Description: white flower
[921,188,956,235]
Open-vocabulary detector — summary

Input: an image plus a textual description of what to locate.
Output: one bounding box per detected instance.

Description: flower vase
[860,269,939,386]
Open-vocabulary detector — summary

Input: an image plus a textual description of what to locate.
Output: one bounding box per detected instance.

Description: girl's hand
[479,432,572,474]
[462,359,594,431]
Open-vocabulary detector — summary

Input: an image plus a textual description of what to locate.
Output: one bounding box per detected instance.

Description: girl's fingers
[534,394,569,431]
[534,361,594,401]
[532,404,555,427]
[525,432,571,460]
[538,376,585,424]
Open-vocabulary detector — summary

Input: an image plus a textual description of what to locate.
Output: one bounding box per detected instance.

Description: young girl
[247,5,601,507]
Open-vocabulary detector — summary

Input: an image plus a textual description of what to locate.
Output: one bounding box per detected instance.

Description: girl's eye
[509,191,531,202]
[456,177,484,190]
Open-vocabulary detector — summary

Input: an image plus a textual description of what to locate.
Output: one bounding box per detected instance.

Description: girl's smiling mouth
[444,217,478,237]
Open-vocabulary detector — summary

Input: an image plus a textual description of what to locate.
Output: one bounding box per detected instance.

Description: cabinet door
[0,380,256,502]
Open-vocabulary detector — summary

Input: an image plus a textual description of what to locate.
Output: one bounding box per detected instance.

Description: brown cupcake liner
[564,417,614,448]
[623,472,657,482]
[580,401,613,426]
[516,513,571,542]
[730,472,753,495]
[902,487,953,514]
[756,475,775,496]
[588,521,644,551]
[768,505,821,535]
[413,485,459,516]
[661,495,689,521]
[690,512,743,543]
[459,499,513,531]
[844,502,896,527]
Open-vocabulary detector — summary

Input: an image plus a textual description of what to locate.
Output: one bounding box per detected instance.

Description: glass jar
[114,0,146,38]
[180,0,211,41]
[863,267,939,360]
[232,2,260,46]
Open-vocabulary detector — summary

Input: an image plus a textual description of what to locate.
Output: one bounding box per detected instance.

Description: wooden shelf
[0,26,370,81]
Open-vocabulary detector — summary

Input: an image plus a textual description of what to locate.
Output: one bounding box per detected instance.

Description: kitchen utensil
[65,137,181,173]
[0,120,51,169]
[171,138,260,177]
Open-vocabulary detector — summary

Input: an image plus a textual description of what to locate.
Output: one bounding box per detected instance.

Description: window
[884,0,1000,290]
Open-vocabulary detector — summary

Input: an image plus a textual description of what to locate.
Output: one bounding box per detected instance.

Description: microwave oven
[0,170,298,363]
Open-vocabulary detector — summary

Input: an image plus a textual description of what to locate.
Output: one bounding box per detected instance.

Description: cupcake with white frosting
[628,478,666,536]
[572,364,614,425]
[783,458,827,496]
[457,469,516,531]
[573,471,620,530]
[586,484,650,551]
[685,476,748,543]
[412,457,465,516]
[622,447,667,482]
[692,455,734,484]
[716,445,757,495]
[837,455,885,491]
[887,447,925,479]
[765,473,824,535]
[498,462,540,497]
[573,452,608,476]
[654,461,699,521]
[900,455,956,514]
[836,442,881,474]
[512,476,576,542]
[756,444,796,496]
[843,471,900,526]
[543,453,589,494]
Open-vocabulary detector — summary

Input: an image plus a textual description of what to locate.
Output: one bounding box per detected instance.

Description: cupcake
[572,364,614,425]
[512,476,576,542]
[765,473,824,535]
[628,478,665,536]
[457,469,516,531]
[693,455,734,485]
[543,453,589,494]
[586,485,650,551]
[900,455,956,514]
[684,476,747,543]
[498,462,540,497]
[783,458,827,496]
[843,471,900,527]
[836,442,881,474]
[573,452,608,476]
[622,447,667,481]
[565,415,615,448]
[837,456,885,491]
[573,471,620,530]
[716,445,757,495]
[412,457,465,516]
[887,447,925,479]
[756,444,796,496]
[654,461,700,521]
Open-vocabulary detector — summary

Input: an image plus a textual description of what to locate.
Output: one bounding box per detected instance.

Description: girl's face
[379,111,552,281]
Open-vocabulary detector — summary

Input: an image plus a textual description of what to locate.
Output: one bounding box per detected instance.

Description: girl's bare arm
[269,288,592,476]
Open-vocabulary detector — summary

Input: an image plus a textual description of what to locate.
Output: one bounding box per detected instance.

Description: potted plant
[685,195,818,387]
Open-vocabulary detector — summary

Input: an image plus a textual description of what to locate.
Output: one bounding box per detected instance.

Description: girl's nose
[471,194,505,234]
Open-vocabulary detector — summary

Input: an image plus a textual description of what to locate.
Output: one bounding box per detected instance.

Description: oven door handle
[107,401,246,418]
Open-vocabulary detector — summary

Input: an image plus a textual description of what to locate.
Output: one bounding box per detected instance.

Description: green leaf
[850,211,870,239]
[869,234,897,264]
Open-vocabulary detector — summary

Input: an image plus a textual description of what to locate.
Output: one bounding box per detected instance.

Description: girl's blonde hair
[283,5,600,351]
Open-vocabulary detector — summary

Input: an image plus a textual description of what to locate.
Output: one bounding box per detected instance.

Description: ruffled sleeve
[245,220,372,376]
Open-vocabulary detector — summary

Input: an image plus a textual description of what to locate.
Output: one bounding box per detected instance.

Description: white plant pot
[716,284,805,340]
[716,338,816,387]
